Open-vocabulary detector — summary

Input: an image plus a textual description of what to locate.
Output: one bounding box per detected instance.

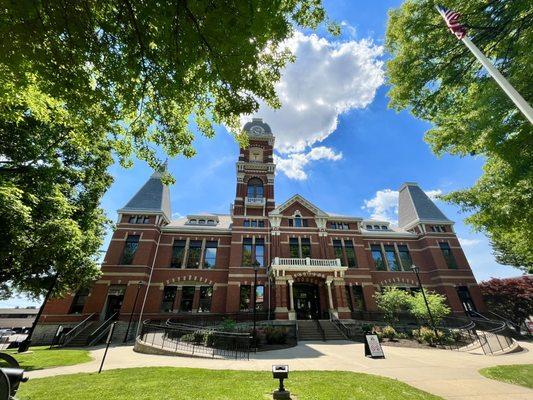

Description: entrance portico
[271,257,350,320]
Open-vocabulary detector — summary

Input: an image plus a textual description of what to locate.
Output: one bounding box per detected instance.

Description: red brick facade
[40,119,485,327]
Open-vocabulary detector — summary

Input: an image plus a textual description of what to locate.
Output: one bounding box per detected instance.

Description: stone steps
[297,320,347,341]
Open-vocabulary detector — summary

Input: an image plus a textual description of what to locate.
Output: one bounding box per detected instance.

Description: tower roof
[243,118,272,135]
[398,182,450,228]
[119,167,171,222]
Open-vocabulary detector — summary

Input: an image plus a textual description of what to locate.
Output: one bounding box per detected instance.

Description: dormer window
[373,225,380,230]
[247,177,264,199]
[199,219,206,224]
[366,224,372,230]
[294,214,302,227]
[381,225,388,230]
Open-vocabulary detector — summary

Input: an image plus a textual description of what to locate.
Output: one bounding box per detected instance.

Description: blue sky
[2,0,521,308]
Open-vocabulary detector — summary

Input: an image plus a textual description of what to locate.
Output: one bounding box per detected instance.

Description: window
[258,220,265,228]
[255,239,265,267]
[381,225,388,230]
[247,178,264,199]
[373,225,380,230]
[371,244,386,271]
[456,286,476,313]
[384,245,401,271]
[243,219,266,228]
[301,238,311,258]
[161,286,177,312]
[121,235,140,264]
[397,245,412,270]
[199,219,206,225]
[289,238,299,258]
[439,242,457,269]
[331,222,349,230]
[242,238,253,266]
[203,241,218,268]
[243,220,250,227]
[351,286,365,311]
[333,240,343,260]
[366,224,372,230]
[128,215,150,224]
[171,240,186,268]
[344,240,357,268]
[198,286,213,312]
[180,286,195,312]
[186,240,202,268]
[294,215,302,227]
[240,285,252,311]
[255,285,265,310]
[69,288,89,314]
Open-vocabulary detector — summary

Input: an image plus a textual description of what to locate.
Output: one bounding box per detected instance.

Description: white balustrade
[272,257,342,267]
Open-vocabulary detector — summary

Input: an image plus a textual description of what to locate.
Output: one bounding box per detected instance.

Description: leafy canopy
[374,286,412,324]
[1,0,335,180]
[386,0,532,272]
[479,277,533,326]
[408,289,451,325]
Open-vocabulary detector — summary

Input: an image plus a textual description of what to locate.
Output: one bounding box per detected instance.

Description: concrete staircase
[63,321,101,347]
[318,320,346,340]
[297,320,346,341]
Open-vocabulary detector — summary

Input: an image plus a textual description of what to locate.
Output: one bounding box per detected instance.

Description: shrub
[382,325,397,340]
[361,324,373,334]
[193,330,207,344]
[204,331,215,347]
[180,333,196,343]
[396,332,408,340]
[412,326,445,346]
[221,318,237,332]
[407,290,451,325]
[264,327,288,344]
[374,287,411,325]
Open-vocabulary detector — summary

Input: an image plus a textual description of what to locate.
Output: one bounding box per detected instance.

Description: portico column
[288,279,294,310]
[326,279,334,310]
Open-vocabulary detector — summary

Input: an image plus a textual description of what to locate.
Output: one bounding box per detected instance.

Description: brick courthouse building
[37,119,485,339]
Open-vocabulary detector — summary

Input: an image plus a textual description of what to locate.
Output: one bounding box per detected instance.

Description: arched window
[247,177,264,199]
[294,214,303,227]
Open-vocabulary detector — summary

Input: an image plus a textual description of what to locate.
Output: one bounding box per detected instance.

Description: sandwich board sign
[364,334,385,358]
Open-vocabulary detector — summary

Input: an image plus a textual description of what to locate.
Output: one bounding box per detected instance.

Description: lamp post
[411,265,440,340]
[123,281,144,343]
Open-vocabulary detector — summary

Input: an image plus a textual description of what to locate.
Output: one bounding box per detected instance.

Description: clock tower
[233,118,276,217]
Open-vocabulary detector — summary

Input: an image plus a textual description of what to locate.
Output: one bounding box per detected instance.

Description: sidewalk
[27,340,533,400]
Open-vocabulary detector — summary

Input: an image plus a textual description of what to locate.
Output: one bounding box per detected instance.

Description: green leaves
[386,0,532,272]
[0,0,330,173]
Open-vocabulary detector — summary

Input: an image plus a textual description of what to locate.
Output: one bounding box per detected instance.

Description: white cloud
[171,212,183,219]
[458,237,481,247]
[244,31,384,153]
[340,21,357,38]
[274,146,342,180]
[362,188,443,224]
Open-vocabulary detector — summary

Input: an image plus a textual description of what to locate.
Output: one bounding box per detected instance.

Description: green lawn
[17,367,443,400]
[479,364,533,389]
[0,346,92,371]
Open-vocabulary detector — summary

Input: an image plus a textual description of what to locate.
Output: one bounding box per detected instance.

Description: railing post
[305,257,310,266]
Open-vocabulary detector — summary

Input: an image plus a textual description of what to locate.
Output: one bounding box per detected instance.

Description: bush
[264,327,288,344]
[396,332,408,340]
[180,333,196,343]
[412,326,445,346]
[193,330,206,344]
[361,324,373,334]
[374,287,412,325]
[221,318,236,332]
[382,326,397,340]
[407,290,451,326]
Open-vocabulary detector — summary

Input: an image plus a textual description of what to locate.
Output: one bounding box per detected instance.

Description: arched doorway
[293,283,321,320]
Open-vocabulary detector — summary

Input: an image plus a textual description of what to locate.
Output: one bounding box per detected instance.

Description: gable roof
[398,182,450,228]
[118,169,171,222]
[270,194,328,217]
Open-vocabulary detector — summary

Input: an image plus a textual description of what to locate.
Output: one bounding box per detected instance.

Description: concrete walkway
[27,341,533,400]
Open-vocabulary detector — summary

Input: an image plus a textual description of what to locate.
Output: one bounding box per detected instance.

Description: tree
[386,0,532,272]
[0,0,335,180]
[479,277,533,327]
[407,290,451,326]
[373,286,412,325]
[0,92,113,299]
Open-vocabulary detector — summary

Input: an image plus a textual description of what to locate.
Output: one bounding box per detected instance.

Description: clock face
[250,125,265,135]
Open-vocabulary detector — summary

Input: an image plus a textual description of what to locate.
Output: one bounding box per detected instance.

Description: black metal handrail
[330,317,352,340]
[166,311,270,327]
[87,313,118,346]
[139,320,252,360]
[58,313,95,347]
[315,319,325,341]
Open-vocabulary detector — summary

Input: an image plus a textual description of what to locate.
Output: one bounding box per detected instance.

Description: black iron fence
[139,320,252,360]
[337,313,517,355]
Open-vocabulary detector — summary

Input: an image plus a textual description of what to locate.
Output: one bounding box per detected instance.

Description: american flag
[437,5,467,40]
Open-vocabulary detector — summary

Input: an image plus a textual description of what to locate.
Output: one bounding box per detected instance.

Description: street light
[123,281,144,343]
[411,265,440,341]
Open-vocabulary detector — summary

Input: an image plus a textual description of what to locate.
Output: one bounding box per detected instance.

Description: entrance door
[293,283,320,320]
[104,285,126,320]
[456,286,477,315]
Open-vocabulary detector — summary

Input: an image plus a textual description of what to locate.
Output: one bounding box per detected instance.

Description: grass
[0,346,92,371]
[16,367,443,400]
[479,364,533,389]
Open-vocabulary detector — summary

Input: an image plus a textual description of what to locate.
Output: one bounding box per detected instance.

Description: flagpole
[460,36,533,124]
